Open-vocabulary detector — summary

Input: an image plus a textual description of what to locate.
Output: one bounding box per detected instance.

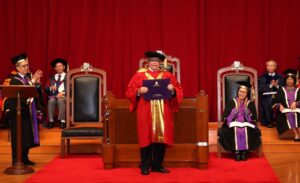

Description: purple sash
[15,75,40,144]
[227,99,252,150]
[286,90,297,128]
[30,101,40,144]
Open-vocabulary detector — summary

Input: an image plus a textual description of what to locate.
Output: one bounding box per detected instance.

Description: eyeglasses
[238,90,247,94]
[18,64,30,68]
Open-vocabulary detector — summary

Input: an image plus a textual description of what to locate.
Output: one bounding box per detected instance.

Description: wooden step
[1,123,299,154]
[208,122,300,153]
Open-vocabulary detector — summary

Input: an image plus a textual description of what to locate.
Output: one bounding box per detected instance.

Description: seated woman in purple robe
[218,81,261,161]
[273,69,300,141]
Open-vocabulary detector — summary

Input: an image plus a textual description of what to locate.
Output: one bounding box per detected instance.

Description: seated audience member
[45,58,68,129]
[258,60,284,128]
[273,69,300,141]
[218,81,261,161]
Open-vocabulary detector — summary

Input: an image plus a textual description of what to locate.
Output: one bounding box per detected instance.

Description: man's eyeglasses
[18,64,30,68]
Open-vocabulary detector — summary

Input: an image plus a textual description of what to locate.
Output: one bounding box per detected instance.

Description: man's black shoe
[294,138,300,142]
[235,153,242,161]
[241,151,248,161]
[152,167,170,173]
[60,123,66,129]
[47,122,54,129]
[23,160,36,166]
[141,168,150,175]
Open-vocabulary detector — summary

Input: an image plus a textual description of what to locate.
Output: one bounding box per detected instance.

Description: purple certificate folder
[142,79,172,101]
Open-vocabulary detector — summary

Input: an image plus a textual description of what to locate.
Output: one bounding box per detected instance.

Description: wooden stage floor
[0,123,299,183]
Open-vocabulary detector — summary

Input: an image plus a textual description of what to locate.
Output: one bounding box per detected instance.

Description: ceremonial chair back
[61,63,106,156]
[216,61,261,157]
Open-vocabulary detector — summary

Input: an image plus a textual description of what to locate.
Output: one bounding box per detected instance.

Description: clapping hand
[274,80,279,87]
[56,92,65,98]
[279,104,285,112]
[32,69,43,83]
[290,102,297,110]
[270,79,276,87]
[50,85,57,91]
[244,98,249,108]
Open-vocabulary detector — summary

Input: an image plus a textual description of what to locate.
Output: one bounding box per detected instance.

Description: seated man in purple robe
[218,81,261,161]
[273,69,300,141]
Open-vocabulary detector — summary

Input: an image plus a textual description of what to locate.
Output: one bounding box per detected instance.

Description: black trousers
[140,143,166,170]
[260,96,274,125]
[9,109,35,165]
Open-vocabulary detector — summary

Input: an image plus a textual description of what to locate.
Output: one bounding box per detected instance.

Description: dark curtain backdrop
[1,0,300,121]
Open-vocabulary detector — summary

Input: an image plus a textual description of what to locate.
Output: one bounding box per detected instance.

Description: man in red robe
[126,51,183,175]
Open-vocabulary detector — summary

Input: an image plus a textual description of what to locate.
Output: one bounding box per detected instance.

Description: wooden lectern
[0,85,37,175]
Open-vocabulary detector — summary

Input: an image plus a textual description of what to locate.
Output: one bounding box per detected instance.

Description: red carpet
[25,153,279,183]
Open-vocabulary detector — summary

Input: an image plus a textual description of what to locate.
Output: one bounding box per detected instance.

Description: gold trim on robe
[145,71,165,143]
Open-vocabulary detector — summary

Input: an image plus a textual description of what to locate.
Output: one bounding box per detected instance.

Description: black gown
[5,74,40,162]
[258,73,284,125]
[273,87,300,135]
[218,99,261,151]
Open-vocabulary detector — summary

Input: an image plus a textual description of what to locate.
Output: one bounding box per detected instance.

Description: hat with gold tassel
[144,50,165,62]
[155,50,168,68]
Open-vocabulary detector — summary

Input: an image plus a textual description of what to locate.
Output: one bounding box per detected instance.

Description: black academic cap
[144,51,165,61]
[51,58,68,68]
[236,81,252,89]
[283,69,297,77]
[11,53,27,65]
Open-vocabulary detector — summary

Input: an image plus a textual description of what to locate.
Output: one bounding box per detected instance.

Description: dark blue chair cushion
[224,75,250,106]
[74,76,99,122]
[62,127,103,137]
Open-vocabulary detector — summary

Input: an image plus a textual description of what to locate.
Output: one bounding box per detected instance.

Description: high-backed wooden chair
[0,76,12,130]
[217,61,262,157]
[139,52,181,83]
[61,63,106,156]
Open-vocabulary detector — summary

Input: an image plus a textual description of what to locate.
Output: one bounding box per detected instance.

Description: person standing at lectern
[6,53,43,165]
[126,51,183,175]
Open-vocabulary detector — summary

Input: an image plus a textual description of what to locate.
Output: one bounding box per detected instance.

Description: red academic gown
[126,69,183,148]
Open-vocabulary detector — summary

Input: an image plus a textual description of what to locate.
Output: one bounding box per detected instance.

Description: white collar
[56,72,65,77]
[18,73,26,78]
[149,68,159,72]
[268,73,275,76]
